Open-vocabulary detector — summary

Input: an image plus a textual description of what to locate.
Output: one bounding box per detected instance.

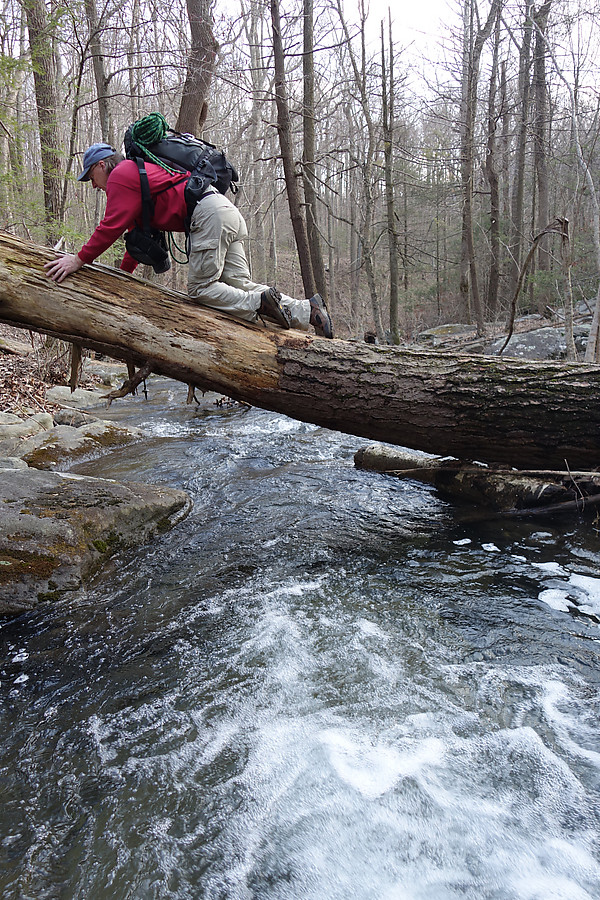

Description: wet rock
[14,420,143,469]
[53,409,97,428]
[0,468,191,616]
[0,457,29,470]
[0,414,142,469]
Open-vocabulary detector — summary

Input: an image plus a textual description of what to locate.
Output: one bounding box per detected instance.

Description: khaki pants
[187,191,310,330]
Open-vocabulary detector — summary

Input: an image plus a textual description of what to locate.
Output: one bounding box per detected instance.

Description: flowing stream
[1,379,600,899]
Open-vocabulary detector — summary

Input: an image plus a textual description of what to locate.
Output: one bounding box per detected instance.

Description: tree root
[103,361,153,405]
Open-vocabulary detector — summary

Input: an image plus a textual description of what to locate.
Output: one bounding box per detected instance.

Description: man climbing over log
[44,142,333,338]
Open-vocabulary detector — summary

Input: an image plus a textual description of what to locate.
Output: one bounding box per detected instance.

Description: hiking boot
[309,293,333,338]
[258,287,292,329]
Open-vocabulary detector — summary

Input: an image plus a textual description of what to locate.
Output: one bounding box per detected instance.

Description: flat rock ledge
[0,466,191,616]
[0,401,143,470]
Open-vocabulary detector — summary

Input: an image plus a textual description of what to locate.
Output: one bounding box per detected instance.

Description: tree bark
[175,0,218,137]
[83,0,114,145]
[485,13,501,318]
[531,13,600,363]
[459,0,500,333]
[271,0,316,298]
[337,0,386,343]
[21,0,62,244]
[507,1,533,301]
[382,18,400,344]
[532,1,552,306]
[2,232,600,471]
[302,0,328,302]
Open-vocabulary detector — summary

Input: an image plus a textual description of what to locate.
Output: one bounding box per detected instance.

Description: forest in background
[2,0,600,355]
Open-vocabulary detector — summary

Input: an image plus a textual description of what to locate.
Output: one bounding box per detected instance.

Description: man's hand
[44,254,84,283]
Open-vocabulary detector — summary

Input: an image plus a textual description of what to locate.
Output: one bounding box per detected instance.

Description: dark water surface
[1,380,600,899]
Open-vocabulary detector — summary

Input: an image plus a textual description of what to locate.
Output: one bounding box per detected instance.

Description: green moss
[37,589,63,602]
[90,532,120,554]
[23,448,61,469]
[90,426,138,449]
[156,516,175,533]
[0,549,58,583]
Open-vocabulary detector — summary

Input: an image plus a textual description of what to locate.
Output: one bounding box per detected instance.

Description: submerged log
[1,231,600,470]
[355,445,600,515]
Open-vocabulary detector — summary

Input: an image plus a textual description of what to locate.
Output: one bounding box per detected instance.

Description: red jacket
[77,160,189,272]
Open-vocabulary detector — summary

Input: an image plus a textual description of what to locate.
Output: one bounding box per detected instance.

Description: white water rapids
[1,382,599,899]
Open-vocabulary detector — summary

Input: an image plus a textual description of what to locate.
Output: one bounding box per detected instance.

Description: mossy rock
[0,469,191,616]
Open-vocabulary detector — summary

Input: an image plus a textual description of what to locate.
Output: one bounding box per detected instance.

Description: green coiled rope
[130,112,179,174]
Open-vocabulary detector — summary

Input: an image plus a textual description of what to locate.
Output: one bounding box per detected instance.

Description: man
[45,142,333,337]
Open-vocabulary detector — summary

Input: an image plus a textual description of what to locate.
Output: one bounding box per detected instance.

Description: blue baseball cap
[78,143,116,181]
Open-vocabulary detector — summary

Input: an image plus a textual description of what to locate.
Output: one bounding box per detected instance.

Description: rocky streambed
[0,364,191,616]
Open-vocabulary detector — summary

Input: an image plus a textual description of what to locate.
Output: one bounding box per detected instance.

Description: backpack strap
[135,157,154,235]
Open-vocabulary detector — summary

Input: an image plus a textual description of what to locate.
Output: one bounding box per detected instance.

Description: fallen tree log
[1,231,600,470]
[354,445,600,514]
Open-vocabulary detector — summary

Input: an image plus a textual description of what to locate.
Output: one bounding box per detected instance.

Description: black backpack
[121,115,239,267]
[123,120,239,217]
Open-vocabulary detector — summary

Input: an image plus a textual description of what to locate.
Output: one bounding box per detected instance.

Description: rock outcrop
[0,363,192,617]
[0,465,191,615]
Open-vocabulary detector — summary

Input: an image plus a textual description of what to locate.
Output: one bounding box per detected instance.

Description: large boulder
[0,466,191,616]
[487,325,589,360]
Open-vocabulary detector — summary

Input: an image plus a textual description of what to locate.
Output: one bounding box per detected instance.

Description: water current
[1,379,600,899]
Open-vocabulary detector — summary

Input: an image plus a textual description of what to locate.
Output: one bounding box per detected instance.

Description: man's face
[89,159,109,192]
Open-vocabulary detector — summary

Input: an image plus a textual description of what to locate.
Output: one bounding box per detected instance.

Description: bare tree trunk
[336,0,385,342]
[500,58,510,287]
[175,0,218,136]
[507,0,533,301]
[21,0,62,244]
[485,12,501,318]
[532,1,552,310]
[269,182,278,284]
[559,222,577,361]
[382,17,400,344]
[271,0,316,298]
[127,0,142,122]
[83,0,114,145]
[459,0,500,333]
[459,0,473,321]
[1,74,27,228]
[303,0,328,301]
[242,0,269,282]
[349,197,361,332]
[3,232,600,470]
